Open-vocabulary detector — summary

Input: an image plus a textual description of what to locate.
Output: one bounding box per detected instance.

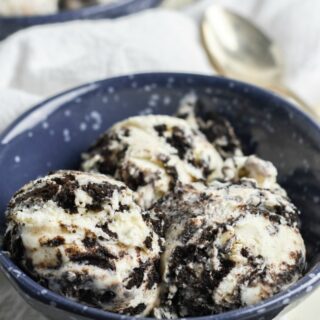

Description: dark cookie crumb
[125,263,147,289]
[12,183,59,208]
[66,246,117,270]
[97,222,118,239]
[165,165,179,190]
[13,173,80,214]
[82,182,121,211]
[146,258,161,289]
[100,290,116,303]
[119,204,130,211]
[119,169,147,192]
[55,250,63,269]
[154,124,167,137]
[177,98,242,159]
[122,303,146,315]
[143,212,165,239]
[166,126,191,159]
[241,248,249,257]
[123,128,130,137]
[25,258,35,273]
[85,132,128,176]
[3,225,24,260]
[179,223,198,243]
[40,236,65,247]
[58,271,110,306]
[53,174,79,214]
[82,230,97,248]
[144,235,153,249]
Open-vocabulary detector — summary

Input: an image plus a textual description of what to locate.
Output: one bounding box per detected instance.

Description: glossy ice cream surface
[4,97,308,318]
[4,170,162,316]
[82,115,223,209]
[0,0,115,16]
[152,180,306,318]
[0,0,59,16]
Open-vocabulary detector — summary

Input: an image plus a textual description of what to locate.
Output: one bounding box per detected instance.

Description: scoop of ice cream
[221,155,286,195]
[4,170,162,316]
[0,0,59,16]
[152,180,306,318]
[59,0,93,10]
[82,115,223,209]
[59,0,113,10]
[176,94,243,159]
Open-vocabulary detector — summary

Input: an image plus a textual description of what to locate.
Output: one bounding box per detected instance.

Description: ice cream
[0,0,115,16]
[4,98,307,318]
[221,155,286,195]
[82,115,224,209]
[59,0,114,10]
[4,170,162,316]
[152,180,306,318]
[59,0,95,10]
[0,0,59,16]
[176,94,243,159]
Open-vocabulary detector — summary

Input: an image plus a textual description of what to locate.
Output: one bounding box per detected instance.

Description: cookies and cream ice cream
[152,180,306,318]
[60,0,114,10]
[0,0,59,16]
[176,94,243,159]
[4,170,162,316]
[221,155,286,194]
[0,0,114,16]
[4,97,307,318]
[82,115,224,209]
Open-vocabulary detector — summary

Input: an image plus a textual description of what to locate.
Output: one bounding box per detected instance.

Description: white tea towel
[0,1,319,320]
[0,8,213,133]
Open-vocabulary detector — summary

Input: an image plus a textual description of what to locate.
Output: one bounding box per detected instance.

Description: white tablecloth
[0,1,319,320]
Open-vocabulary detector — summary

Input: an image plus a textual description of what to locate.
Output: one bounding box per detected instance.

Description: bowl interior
[0,73,319,319]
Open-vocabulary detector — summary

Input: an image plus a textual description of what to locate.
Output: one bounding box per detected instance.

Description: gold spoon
[202,4,318,119]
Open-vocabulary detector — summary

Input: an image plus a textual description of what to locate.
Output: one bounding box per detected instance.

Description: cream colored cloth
[0,1,319,320]
[0,9,212,130]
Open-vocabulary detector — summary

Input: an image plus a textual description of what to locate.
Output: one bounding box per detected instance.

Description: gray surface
[0,271,47,320]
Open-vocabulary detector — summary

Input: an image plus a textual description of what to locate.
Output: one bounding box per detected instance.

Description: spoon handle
[267,85,319,120]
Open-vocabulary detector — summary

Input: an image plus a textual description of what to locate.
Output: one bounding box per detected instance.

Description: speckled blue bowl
[0,0,162,40]
[0,73,319,320]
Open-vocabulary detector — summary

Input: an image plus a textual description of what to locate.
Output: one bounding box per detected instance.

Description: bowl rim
[0,0,162,22]
[0,72,319,320]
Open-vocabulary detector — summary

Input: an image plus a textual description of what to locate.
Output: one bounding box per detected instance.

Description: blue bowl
[0,0,162,40]
[0,73,319,320]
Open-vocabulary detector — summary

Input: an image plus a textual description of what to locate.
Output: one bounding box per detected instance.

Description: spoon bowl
[202,5,282,85]
[202,4,317,118]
